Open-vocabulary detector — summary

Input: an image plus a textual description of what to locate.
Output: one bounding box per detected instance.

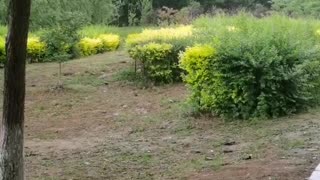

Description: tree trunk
[0,0,31,179]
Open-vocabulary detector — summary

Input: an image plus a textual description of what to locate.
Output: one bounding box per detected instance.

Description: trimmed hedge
[0,33,121,65]
[77,37,103,56]
[180,15,320,119]
[27,37,47,63]
[99,34,120,51]
[126,26,193,84]
[77,34,120,57]
[129,43,181,83]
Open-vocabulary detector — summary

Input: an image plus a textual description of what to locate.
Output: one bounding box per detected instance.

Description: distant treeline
[0,0,319,29]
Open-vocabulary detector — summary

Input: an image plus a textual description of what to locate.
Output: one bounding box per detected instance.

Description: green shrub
[129,43,182,83]
[27,37,47,63]
[41,26,80,62]
[0,38,5,65]
[98,34,121,52]
[1,36,48,64]
[180,44,216,108]
[77,37,103,56]
[126,26,194,84]
[181,14,320,119]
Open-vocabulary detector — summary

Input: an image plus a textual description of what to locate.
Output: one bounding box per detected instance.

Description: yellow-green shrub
[0,38,5,65]
[27,37,47,63]
[180,44,216,84]
[180,45,216,110]
[77,37,103,56]
[129,43,182,83]
[126,26,193,47]
[98,34,120,52]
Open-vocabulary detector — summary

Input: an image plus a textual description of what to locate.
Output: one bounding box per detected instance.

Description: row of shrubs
[0,33,120,65]
[127,14,320,119]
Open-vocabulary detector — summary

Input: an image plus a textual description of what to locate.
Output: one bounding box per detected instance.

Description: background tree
[0,0,31,179]
[272,0,320,18]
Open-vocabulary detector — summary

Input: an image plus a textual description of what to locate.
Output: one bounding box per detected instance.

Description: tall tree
[0,0,31,179]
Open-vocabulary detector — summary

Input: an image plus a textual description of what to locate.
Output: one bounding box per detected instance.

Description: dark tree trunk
[0,0,31,179]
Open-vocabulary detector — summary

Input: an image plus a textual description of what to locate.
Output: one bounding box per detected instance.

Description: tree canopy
[0,0,320,29]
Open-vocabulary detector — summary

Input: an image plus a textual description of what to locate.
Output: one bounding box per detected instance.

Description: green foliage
[77,38,103,57]
[0,0,275,28]
[272,0,320,18]
[0,26,6,37]
[180,45,216,108]
[129,43,180,83]
[153,0,190,9]
[27,37,47,63]
[126,26,193,47]
[77,34,120,57]
[40,26,81,62]
[175,1,203,24]
[0,0,8,25]
[98,34,121,51]
[0,24,122,64]
[30,0,116,29]
[182,14,320,119]
[141,0,154,25]
[0,38,5,65]
[127,26,194,84]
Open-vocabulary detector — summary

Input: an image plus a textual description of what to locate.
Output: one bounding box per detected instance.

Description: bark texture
[0,0,31,179]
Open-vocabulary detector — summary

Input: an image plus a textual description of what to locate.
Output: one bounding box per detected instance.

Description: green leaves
[183,15,320,120]
[129,43,178,84]
[0,37,5,65]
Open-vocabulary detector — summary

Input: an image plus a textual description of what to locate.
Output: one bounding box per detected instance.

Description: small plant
[41,22,81,88]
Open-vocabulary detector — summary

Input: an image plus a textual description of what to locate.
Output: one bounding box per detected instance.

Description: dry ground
[0,51,319,180]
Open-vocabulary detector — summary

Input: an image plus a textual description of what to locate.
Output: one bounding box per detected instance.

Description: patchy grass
[0,51,319,180]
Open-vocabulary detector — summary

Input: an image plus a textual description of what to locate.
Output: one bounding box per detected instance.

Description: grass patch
[113,68,150,88]
[279,138,305,150]
[63,73,106,92]
[79,25,146,39]
[65,74,105,87]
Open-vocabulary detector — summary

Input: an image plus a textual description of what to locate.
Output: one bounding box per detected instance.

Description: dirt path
[0,51,319,179]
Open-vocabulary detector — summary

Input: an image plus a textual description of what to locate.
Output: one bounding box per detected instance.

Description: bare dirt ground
[0,51,319,180]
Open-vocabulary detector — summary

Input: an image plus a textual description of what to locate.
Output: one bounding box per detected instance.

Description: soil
[0,51,319,180]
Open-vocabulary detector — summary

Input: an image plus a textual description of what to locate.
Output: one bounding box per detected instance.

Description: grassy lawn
[0,51,319,180]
